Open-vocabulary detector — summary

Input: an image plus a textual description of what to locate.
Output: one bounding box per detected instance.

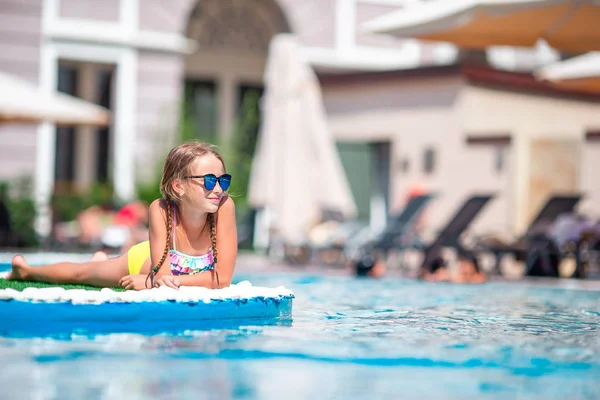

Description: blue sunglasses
[184,174,232,191]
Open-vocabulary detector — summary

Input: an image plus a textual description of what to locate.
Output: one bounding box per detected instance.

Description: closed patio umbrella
[361,0,600,54]
[0,70,110,126]
[248,34,357,245]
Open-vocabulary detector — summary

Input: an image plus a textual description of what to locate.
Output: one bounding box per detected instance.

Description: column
[74,63,97,191]
[335,0,355,51]
[112,0,139,202]
[218,74,237,140]
[113,49,137,202]
[34,45,58,238]
[512,133,530,235]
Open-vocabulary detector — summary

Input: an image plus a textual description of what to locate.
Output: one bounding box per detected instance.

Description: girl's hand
[119,274,150,291]
[155,275,180,289]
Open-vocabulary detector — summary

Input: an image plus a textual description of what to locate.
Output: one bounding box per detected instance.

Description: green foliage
[224,89,262,216]
[180,82,219,145]
[7,198,38,247]
[51,183,117,223]
[136,178,162,207]
[2,177,39,247]
[2,178,120,248]
[0,278,124,291]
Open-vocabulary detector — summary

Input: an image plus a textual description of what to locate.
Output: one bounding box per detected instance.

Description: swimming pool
[0,259,599,399]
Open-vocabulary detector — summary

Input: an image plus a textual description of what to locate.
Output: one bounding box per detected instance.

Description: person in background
[354,249,386,278]
[100,200,150,254]
[419,254,451,282]
[451,250,487,284]
[420,250,486,284]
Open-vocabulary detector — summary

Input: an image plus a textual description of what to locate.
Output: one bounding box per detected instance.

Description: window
[237,84,263,152]
[495,147,505,173]
[466,135,511,173]
[423,147,436,174]
[183,80,217,142]
[54,65,78,184]
[95,68,113,183]
[401,157,409,173]
[54,62,115,190]
[586,130,600,141]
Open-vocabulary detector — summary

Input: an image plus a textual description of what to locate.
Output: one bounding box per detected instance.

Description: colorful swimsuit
[126,202,215,275]
[169,204,215,275]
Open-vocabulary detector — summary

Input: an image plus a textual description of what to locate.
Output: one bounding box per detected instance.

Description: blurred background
[1,0,599,279]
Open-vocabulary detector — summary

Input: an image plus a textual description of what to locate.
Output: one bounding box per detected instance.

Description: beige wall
[528,139,579,223]
[461,86,600,233]
[135,51,185,182]
[59,0,120,21]
[277,0,337,48]
[354,2,405,48]
[582,140,600,220]
[185,49,267,84]
[138,0,194,33]
[322,75,513,238]
[0,0,42,182]
[144,0,339,49]
[136,0,425,53]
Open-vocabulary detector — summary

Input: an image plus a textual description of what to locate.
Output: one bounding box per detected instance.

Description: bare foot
[91,251,109,262]
[7,255,31,281]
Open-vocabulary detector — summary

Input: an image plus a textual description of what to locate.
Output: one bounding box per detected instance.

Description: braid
[208,213,220,288]
[146,199,173,288]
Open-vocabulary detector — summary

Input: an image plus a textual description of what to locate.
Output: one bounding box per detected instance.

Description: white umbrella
[535,52,600,93]
[248,34,357,245]
[0,70,110,126]
[361,0,600,54]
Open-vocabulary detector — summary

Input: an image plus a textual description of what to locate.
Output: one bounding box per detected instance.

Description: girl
[8,141,237,290]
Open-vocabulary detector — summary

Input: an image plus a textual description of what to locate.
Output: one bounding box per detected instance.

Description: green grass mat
[0,279,124,292]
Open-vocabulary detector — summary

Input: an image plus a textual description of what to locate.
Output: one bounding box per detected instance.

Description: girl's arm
[177,196,238,288]
[148,199,171,278]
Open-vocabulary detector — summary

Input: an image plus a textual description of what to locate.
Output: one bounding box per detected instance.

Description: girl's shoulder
[149,198,165,210]
[149,198,170,221]
[219,195,233,208]
[214,196,235,225]
[217,196,235,216]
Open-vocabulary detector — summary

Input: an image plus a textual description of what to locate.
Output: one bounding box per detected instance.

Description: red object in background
[114,202,145,226]
[407,184,427,200]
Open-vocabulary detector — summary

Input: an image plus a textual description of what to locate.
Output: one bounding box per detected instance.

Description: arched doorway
[183,0,291,247]
[183,0,291,141]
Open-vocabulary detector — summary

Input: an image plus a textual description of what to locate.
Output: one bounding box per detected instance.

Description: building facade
[321,66,600,236]
[0,0,598,239]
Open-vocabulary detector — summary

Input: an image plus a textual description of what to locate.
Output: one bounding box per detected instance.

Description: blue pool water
[0,262,599,399]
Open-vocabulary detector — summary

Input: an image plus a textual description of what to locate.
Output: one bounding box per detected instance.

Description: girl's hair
[146,141,226,289]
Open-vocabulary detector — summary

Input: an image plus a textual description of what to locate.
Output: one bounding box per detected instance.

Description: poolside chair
[371,193,436,253]
[419,194,495,271]
[347,193,437,273]
[344,194,436,268]
[474,194,583,276]
[345,193,435,260]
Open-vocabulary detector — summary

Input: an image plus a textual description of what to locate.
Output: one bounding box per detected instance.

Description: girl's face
[177,154,228,213]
